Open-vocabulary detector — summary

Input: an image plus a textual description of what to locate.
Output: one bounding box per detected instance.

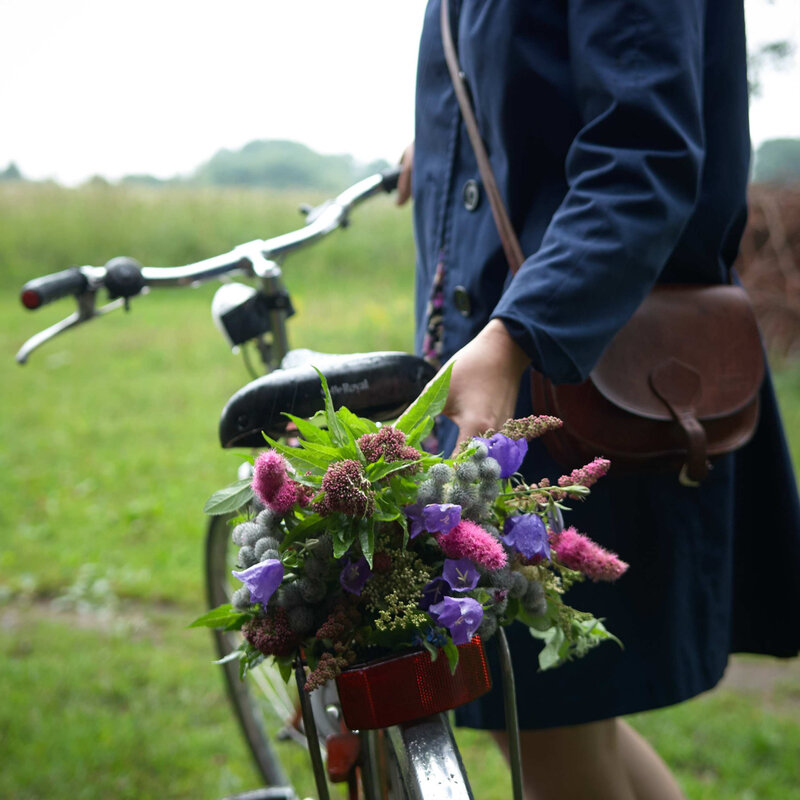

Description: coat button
[453,285,472,317]
[462,179,481,211]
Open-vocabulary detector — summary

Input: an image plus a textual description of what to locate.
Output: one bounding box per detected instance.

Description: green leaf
[422,639,439,661]
[239,643,264,680]
[294,439,343,461]
[283,413,332,445]
[575,616,623,649]
[372,510,401,523]
[213,648,245,665]
[366,459,420,482]
[262,434,329,473]
[313,367,348,447]
[281,513,329,547]
[189,604,250,629]
[277,656,294,684]
[394,362,453,436]
[529,624,566,671]
[393,510,410,548]
[336,405,378,438]
[442,638,460,675]
[203,479,254,516]
[359,519,375,568]
[332,523,357,559]
[407,415,435,448]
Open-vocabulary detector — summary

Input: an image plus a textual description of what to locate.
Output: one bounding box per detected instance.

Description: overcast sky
[1,0,797,185]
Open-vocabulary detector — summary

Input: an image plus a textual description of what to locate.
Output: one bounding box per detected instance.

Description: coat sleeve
[491,0,706,384]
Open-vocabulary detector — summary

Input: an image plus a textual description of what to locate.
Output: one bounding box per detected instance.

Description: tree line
[0,140,391,192]
[2,138,798,188]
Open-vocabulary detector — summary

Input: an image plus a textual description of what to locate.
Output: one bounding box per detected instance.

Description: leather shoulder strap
[441,0,526,274]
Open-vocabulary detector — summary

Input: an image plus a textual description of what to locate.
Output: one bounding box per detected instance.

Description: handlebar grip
[20,268,88,310]
[380,166,402,193]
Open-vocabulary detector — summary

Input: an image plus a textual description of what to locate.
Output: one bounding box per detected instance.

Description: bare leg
[493,719,635,800]
[616,719,686,800]
[492,718,685,800]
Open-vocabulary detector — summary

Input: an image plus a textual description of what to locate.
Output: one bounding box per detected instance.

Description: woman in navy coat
[401,0,800,797]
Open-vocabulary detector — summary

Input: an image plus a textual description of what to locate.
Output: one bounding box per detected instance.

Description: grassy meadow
[1,182,799,799]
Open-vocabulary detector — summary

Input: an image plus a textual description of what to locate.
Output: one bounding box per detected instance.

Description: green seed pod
[237,545,257,568]
[455,461,479,485]
[428,463,455,485]
[232,586,251,610]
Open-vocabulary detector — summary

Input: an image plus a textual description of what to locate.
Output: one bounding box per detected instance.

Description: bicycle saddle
[219,351,436,447]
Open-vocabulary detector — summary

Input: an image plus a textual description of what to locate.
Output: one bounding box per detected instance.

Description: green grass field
[1,183,799,799]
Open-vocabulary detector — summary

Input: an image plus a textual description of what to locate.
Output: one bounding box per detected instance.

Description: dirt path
[716,655,800,717]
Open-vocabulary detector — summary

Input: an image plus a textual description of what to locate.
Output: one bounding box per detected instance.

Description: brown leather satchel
[441,0,764,484]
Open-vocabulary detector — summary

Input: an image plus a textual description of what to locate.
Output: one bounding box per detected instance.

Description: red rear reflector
[21,290,42,309]
[336,637,491,730]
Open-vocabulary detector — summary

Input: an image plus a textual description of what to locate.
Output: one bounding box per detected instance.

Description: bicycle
[17,169,495,800]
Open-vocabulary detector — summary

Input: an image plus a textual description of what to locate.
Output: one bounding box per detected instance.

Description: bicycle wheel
[207,513,473,800]
[207,512,339,795]
[206,512,298,791]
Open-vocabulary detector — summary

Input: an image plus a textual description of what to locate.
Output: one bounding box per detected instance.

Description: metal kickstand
[497,627,524,800]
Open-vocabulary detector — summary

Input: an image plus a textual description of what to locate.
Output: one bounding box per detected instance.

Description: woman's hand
[439,319,531,449]
[396,143,414,206]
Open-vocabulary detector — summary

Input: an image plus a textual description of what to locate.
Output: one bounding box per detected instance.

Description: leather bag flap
[590,285,764,421]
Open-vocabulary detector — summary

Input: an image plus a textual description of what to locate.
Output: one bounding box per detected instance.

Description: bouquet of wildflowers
[192,367,627,691]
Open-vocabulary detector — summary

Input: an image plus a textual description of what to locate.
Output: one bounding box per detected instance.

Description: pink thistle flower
[253,450,288,505]
[549,526,628,581]
[268,481,302,515]
[436,520,507,570]
[557,458,611,489]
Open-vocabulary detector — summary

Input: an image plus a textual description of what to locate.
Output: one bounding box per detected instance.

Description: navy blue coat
[413,0,800,729]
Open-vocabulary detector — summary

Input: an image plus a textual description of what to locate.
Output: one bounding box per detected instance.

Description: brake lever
[16,292,126,364]
[300,199,334,225]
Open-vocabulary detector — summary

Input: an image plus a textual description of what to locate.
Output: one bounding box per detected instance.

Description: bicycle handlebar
[21,168,401,304]
[16,167,401,363]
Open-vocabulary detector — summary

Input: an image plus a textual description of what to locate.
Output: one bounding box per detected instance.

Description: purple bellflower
[474,433,528,478]
[403,503,426,539]
[339,556,372,596]
[232,559,284,606]
[419,577,450,610]
[404,502,462,538]
[442,558,480,592]
[428,596,484,645]
[503,514,551,560]
[422,503,462,534]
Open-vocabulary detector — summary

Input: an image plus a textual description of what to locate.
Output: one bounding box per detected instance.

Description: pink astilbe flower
[436,520,507,570]
[243,608,301,658]
[496,415,563,440]
[320,459,375,517]
[550,526,628,581]
[557,458,611,489]
[252,450,288,505]
[358,427,422,474]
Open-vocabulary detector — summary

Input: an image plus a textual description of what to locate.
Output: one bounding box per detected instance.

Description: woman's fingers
[396,142,414,206]
[439,319,531,448]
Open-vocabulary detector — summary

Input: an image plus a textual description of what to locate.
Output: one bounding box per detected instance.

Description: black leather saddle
[219,350,436,447]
